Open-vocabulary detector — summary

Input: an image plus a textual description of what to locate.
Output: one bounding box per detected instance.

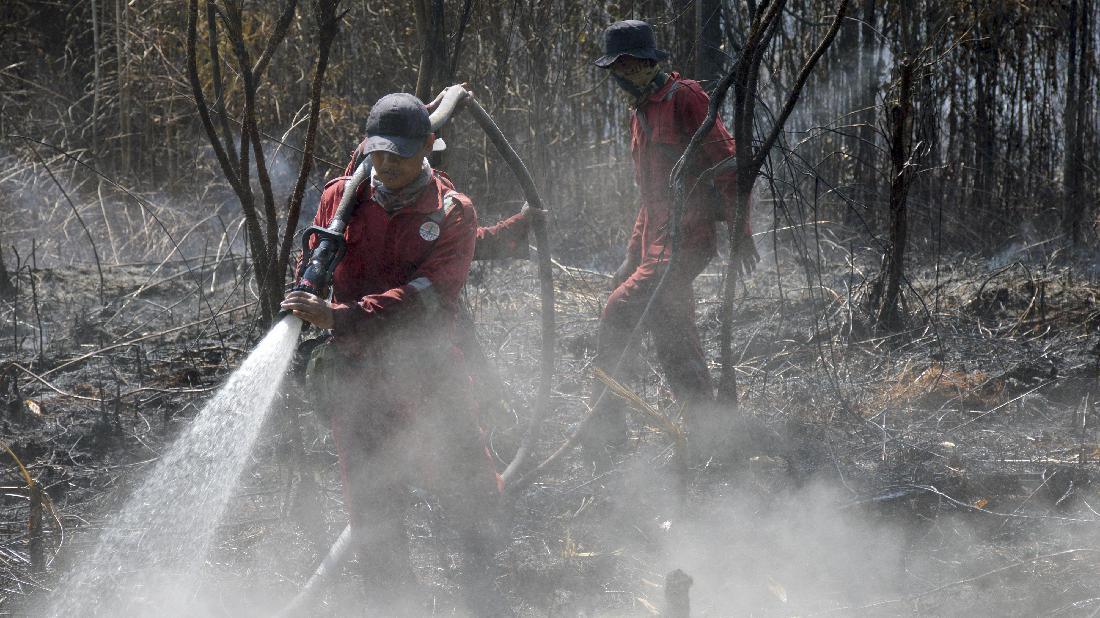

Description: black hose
[458,96,555,484]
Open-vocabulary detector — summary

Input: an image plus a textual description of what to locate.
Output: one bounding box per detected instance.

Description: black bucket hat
[594,20,671,68]
[363,93,431,158]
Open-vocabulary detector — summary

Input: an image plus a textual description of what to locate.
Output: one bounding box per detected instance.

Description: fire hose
[278,85,555,616]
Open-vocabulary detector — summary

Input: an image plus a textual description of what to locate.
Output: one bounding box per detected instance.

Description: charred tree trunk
[206,1,239,164]
[413,0,446,102]
[91,0,101,157]
[834,0,860,198]
[913,2,943,219]
[970,5,1001,238]
[115,0,128,173]
[414,0,451,167]
[0,248,12,301]
[446,0,474,85]
[876,58,913,330]
[855,0,879,207]
[670,0,695,75]
[696,0,724,85]
[1062,0,1090,244]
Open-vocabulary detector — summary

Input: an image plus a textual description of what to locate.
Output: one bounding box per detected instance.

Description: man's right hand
[281,291,335,329]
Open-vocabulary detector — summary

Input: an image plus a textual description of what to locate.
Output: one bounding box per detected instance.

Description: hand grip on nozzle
[293,225,347,297]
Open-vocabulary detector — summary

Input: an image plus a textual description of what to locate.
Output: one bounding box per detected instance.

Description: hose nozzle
[293,225,347,297]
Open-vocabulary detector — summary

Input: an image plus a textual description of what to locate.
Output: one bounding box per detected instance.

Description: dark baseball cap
[594,20,670,68]
[364,93,432,158]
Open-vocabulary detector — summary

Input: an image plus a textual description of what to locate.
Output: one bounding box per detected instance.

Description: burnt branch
[253,0,299,82]
[185,0,243,197]
[205,1,238,165]
[754,1,851,171]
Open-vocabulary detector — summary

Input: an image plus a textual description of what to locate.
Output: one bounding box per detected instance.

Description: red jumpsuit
[309,171,502,603]
[590,73,740,447]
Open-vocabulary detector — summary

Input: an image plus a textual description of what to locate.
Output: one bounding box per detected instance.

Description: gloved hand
[519,202,548,224]
[427,82,470,111]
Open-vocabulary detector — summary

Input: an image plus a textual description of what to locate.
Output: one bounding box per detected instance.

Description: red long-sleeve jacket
[309,172,476,351]
[627,73,739,270]
[312,171,503,500]
[474,211,529,260]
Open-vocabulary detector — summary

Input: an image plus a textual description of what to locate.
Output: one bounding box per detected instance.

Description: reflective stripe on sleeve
[408,276,440,312]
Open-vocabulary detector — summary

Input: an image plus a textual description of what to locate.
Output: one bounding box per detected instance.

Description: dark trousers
[586,258,714,449]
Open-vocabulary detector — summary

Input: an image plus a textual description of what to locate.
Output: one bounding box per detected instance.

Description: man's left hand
[427,83,470,111]
[733,233,760,277]
[281,291,335,329]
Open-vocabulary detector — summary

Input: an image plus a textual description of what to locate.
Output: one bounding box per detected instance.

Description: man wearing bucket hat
[586,20,758,465]
[282,92,512,616]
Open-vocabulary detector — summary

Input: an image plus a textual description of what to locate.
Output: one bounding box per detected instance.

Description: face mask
[612,67,664,107]
[612,73,646,103]
[614,61,660,89]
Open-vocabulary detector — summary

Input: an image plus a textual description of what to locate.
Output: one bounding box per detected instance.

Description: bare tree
[413,0,474,168]
[90,0,102,157]
[969,4,1002,234]
[0,248,12,301]
[186,0,343,324]
[855,0,879,200]
[876,57,914,330]
[696,0,724,85]
[672,0,851,406]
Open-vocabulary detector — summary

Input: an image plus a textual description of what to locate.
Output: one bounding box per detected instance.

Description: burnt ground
[2,236,1100,616]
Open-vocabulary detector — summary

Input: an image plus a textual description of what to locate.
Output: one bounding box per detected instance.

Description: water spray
[44,316,304,617]
[36,85,545,618]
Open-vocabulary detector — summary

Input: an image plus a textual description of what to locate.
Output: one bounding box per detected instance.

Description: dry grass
[869,362,1008,413]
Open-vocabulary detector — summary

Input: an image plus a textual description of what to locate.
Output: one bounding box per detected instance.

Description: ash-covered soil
[3,242,1100,616]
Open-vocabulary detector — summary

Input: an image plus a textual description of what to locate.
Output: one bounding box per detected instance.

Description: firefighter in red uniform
[584,20,758,464]
[343,131,540,428]
[281,93,511,616]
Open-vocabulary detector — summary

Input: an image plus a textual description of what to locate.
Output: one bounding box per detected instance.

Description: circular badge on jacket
[419,220,441,241]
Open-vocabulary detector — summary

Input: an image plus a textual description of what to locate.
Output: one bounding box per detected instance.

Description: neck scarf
[370,158,434,212]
